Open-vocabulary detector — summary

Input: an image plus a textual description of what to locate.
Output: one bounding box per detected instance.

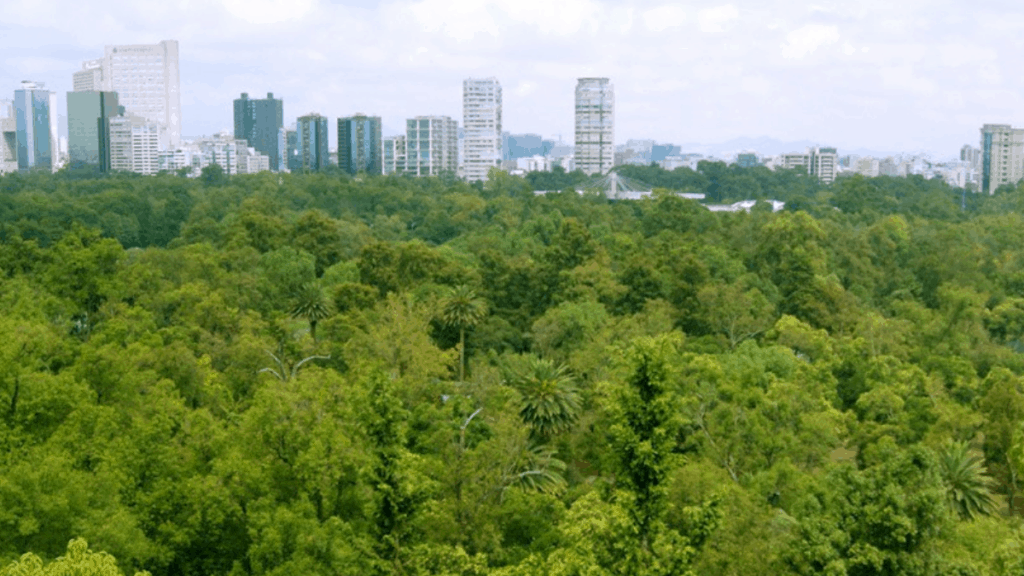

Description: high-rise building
[286,127,299,172]
[405,116,458,177]
[337,114,382,175]
[13,81,58,173]
[108,112,161,175]
[76,40,181,148]
[73,59,105,92]
[980,124,1024,195]
[383,135,406,175]
[67,91,120,171]
[810,147,837,184]
[736,152,759,168]
[296,113,329,171]
[574,78,614,175]
[777,147,837,184]
[0,99,16,174]
[234,92,284,171]
[462,77,502,182]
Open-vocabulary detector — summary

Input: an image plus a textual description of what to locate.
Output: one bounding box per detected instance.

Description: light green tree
[938,440,995,520]
[440,285,488,381]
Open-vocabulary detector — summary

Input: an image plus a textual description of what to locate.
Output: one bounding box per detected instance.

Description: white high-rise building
[980,124,1024,195]
[575,78,614,175]
[73,59,105,92]
[462,77,502,182]
[1,99,17,174]
[405,116,458,177]
[108,113,161,175]
[75,40,181,149]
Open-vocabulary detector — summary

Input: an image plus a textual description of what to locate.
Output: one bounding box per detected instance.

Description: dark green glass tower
[234,92,284,171]
[337,114,382,175]
[67,91,120,172]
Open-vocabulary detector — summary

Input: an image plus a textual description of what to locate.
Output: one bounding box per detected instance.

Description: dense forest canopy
[3,162,1024,576]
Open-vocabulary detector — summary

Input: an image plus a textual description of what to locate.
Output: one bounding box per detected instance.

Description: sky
[2,0,1023,157]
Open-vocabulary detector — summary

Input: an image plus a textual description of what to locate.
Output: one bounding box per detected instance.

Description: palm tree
[507,356,580,442]
[290,282,332,342]
[440,285,487,381]
[938,440,995,520]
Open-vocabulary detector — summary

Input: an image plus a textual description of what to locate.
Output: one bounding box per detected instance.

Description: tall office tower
[383,135,406,175]
[337,114,382,175]
[75,40,181,148]
[296,113,329,171]
[0,99,16,174]
[67,91,120,171]
[574,78,614,175]
[73,59,105,92]
[108,113,161,175]
[13,81,58,173]
[462,77,502,182]
[980,124,1024,195]
[234,92,284,171]
[405,116,458,177]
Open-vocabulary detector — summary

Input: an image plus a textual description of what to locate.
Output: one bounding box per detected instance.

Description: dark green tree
[290,282,332,341]
[506,356,580,443]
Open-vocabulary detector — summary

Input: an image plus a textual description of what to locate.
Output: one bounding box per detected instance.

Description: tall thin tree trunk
[459,327,466,381]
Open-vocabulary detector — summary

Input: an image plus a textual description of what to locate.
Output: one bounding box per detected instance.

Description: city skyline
[4,1,1023,157]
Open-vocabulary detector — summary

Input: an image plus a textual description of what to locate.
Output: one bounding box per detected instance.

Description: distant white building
[109,113,162,175]
[575,78,614,175]
[462,77,502,182]
[980,124,1024,194]
[75,40,182,149]
[383,134,406,175]
[774,147,837,184]
[0,99,17,174]
[516,155,554,172]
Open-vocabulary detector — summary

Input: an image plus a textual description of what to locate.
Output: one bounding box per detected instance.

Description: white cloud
[220,0,318,25]
[698,5,738,33]
[780,24,840,59]
[643,5,687,33]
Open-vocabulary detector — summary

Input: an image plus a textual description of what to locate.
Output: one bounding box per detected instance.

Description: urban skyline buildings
[234,92,284,171]
[0,99,15,174]
[13,81,58,173]
[67,90,119,170]
[74,40,181,149]
[296,113,329,172]
[404,116,458,177]
[462,77,502,182]
[980,124,1024,195]
[574,78,614,176]
[337,114,382,175]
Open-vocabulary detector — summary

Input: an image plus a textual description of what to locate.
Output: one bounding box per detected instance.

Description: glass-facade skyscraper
[14,81,58,173]
[67,90,120,171]
[405,116,458,177]
[337,114,382,175]
[234,92,284,171]
[296,113,329,172]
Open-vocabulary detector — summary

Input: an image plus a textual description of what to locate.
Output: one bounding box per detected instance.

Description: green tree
[0,538,144,576]
[505,356,580,443]
[938,440,995,520]
[440,285,488,381]
[290,282,332,342]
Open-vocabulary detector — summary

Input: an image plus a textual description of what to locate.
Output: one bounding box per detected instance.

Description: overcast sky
[2,0,1022,157]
